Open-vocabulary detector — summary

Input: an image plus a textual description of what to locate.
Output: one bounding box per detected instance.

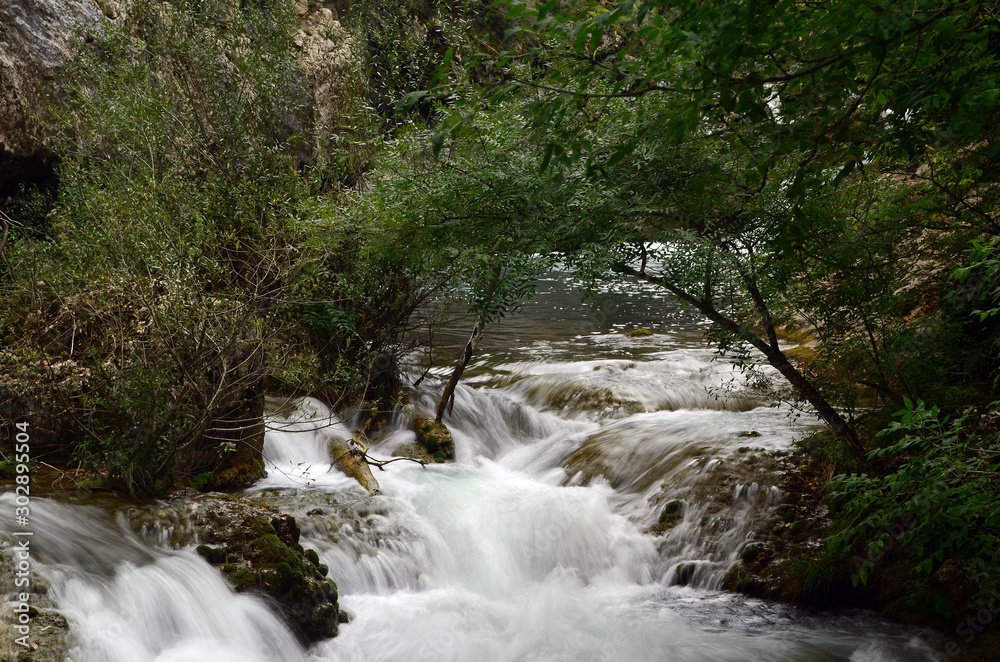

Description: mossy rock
[624,328,653,337]
[393,443,434,463]
[414,416,454,460]
[652,499,684,534]
[195,544,226,564]
[149,496,339,642]
[783,345,817,364]
[0,553,70,662]
[740,542,767,565]
[722,563,768,596]
[190,472,214,491]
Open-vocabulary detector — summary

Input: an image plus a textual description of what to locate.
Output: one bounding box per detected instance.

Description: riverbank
[721,436,1000,662]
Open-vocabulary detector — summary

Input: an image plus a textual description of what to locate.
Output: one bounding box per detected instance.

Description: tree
[400,0,1000,463]
[354,109,568,421]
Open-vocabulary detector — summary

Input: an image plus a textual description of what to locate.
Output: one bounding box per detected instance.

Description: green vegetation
[0,0,511,494]
[828,400,1000,619]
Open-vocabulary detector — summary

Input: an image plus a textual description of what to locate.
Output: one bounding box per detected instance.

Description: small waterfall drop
[0,495,307,662]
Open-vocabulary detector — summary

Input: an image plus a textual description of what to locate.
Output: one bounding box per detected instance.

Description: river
[1,269,942,661]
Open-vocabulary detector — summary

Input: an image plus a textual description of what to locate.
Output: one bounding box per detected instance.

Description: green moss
[415,417,455,460]
[740,542,766,565]
[253,534,298,564]
[253,516,277,537]
[774,325,815,345]
[226,566,258,592]
[0,460,17,478]
[783,345,816,363]
[652,499,684,533]
[196,544,226,564]
[274,561,303,590]
[305,549,320,566]
[625,328,653,337]
[190,472,214,491]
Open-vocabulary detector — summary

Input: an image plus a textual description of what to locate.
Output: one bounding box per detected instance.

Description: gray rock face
[0,0,355,196]
[0,0,101,193]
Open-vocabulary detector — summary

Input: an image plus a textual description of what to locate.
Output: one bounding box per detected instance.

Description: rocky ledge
[127,494,344,643]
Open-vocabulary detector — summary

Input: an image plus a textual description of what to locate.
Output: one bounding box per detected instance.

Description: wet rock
[719,448,840,606]
[127,495,340,643]
[392,442,436,464]
[740,541,767,565]
[669,561,698,586]
[413,416,454,461]
[652,499,684,534]
[722,563,769,597]
[0,545,71,662]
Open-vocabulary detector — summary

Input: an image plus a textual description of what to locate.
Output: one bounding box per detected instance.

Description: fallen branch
[364,454,428,470]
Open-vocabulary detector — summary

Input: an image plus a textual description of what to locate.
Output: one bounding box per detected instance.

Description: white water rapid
[2,270,944,661]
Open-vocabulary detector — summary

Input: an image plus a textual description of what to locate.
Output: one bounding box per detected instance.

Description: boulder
[128,495,342,643]
[413,416,454,461]
[0,0,102,196]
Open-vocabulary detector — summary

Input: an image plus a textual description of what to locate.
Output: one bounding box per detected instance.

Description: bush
[827,399,1000,618]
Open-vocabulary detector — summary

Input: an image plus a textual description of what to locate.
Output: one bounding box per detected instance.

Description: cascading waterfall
[1,270,942,661]
[0,494,308,662]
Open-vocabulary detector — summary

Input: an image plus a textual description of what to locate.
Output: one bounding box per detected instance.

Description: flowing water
[1,270,944,661]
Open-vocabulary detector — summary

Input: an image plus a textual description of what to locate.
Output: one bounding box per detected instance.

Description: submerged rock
[128,495,341,643]
[651,499,685,534]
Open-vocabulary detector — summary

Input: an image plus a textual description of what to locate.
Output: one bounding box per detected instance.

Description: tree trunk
[330,437,380,494]
[435,321,483,423]
[754,341,868,463]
